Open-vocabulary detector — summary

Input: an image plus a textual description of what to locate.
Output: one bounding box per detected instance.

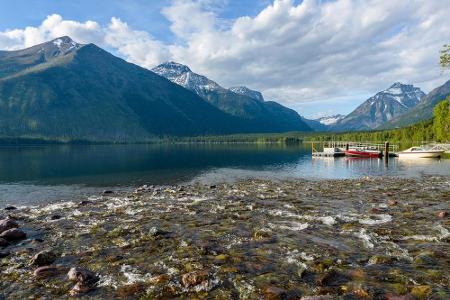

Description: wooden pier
[311,141,399,158]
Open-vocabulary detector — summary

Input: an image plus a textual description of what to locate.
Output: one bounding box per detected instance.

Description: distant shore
[1,176,449,299]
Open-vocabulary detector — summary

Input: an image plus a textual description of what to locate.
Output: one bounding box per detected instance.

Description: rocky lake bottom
[0,176,449,299]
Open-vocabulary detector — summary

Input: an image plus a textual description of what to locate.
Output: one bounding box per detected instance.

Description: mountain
[381,79,450,128]
[300,117,328,131]
[315,114,345,126]
[332,83,425,131]
[0,37,250,141]
[152,62,311,132]
[229,86,264,102]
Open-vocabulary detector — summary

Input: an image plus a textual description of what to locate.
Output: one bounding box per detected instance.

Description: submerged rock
[67,267,99,295]
[30,250,58,266]
[117,283,146,297]
[181,270,209,288]
[33,266,59,278]
[0,218,18,234]
[437,211,448,218]
[263,286,288,300]
[67,267,99,283]
[0,228,26,241]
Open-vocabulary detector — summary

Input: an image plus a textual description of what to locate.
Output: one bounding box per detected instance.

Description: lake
[0,143,449,206]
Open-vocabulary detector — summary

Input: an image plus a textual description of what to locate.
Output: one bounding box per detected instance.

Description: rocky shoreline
[1,176,449,299]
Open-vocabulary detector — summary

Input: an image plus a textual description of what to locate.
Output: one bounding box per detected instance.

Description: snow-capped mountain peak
[332,82,425,131]
[229,86,265,102]
[378,82,425,108]
[48,36,81,57]
[152,62,223,98]
[315,114,345,125]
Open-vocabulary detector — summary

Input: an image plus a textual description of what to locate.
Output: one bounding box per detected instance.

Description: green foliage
[440,44,450,69]
[433,96,450,142]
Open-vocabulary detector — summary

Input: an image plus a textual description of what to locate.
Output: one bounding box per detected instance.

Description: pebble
[4,206,17,211]
[437,211,448,218]
[102,190,114,195]
[0,228,26,241]
[0,218,19,234]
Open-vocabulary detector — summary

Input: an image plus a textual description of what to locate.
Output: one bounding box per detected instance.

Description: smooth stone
[263,286,288,300]
[67,267,99,284]
[30,250,58,266]
[0,218,19,234]
[181,270,209,288]
[33,266,58,278]
[437,211,448,218]
[102,190,114,195]
[0,237,10,247]
[4,206,17,211]
[0,250,10,258]
[69,281,94,296]
[0,228,26,241]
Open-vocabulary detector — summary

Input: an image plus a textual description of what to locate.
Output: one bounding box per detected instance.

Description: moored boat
[345,147,382,158]
[398,146,445,158]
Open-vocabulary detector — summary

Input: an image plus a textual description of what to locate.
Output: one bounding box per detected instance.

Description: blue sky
[0,0,448,118]
[0,0,272,42]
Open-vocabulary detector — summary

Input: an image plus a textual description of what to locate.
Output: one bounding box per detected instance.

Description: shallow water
[1,176,449,299]
[0,144,449,206]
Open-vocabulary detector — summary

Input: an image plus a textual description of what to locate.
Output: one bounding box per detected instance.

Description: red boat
[345,148,382,158]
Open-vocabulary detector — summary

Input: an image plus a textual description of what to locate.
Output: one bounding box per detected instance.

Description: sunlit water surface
[0,144,449,206]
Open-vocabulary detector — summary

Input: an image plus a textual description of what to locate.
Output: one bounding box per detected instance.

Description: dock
[311,141,399,158]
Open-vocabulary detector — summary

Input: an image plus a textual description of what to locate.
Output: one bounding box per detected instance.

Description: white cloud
[0,0,449,117]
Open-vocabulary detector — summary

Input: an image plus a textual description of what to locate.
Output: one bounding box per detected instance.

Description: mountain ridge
[152,62,312,132]
[332,82,425,131]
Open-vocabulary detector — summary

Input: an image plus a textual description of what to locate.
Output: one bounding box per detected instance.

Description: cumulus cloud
[0,0,449,117]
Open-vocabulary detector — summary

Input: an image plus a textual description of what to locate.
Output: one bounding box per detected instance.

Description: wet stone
[0,228,26,241]
[67,267,99,284]
[30,250,58,266]
[33,266,59,278]
[4,206,17,211]
[437,211,448,218]
[263,286,288,300]
[181,270,209,288]
[0,218,19,234]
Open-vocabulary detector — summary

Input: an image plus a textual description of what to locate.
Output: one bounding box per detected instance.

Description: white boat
[398,146,445,158]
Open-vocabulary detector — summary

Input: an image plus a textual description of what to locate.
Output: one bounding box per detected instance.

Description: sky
[0,0,449,118]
